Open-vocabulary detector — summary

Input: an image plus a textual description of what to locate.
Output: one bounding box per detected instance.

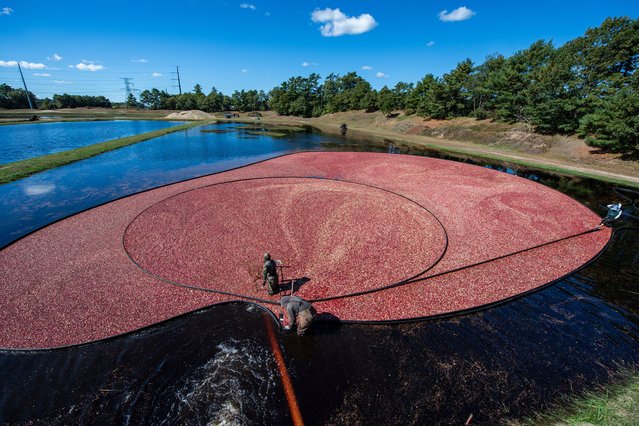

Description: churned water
[1,122,638,424]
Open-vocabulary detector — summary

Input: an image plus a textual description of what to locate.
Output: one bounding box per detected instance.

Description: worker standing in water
[262,252,279,296]
[280,295,317,336]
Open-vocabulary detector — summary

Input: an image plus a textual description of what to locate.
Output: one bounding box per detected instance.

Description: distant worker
[340,123,347,136]
[280,295,316,336]
[598,203,623,229]
[262,252,279,296]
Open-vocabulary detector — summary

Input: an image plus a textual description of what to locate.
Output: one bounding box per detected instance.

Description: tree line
[133,85,269,112]
[1,17,636,152]
[268,17,638,152]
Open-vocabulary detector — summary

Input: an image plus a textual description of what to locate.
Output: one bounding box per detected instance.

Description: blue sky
[1,1,638,102]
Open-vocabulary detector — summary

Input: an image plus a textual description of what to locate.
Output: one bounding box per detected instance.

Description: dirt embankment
[249,110,639,186]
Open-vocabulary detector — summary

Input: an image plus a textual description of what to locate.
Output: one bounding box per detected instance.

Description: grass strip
[0,121,210,184]
[513,373,639,425]
[246,131,287,138]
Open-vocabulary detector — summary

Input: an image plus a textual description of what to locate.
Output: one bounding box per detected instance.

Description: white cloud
[438,6,475,22]
[361,65,373,70]
[74,62,104,71]
[21,61,46,69]
[302,61,318,67]
[132,58,148,63]
[152,72,163,77]
[0,60,47,69]
[1,7,13,15]
[311,8,377,37]
[240,3,256,10]
[426,40,435,47]
[241,69,248,73]
[47,53,63,61]
[33,73,51,77]
[376,72,389,78]
[53,80,72,84]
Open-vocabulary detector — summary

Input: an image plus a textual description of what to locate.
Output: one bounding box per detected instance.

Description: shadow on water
[2,125,639,424]
[0,303,288,425]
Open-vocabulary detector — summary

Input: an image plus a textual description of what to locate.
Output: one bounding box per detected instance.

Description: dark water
[0,120,185,164]
[1,124,639,424]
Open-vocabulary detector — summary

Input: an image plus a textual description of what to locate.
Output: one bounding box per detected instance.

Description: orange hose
[263,314,305,426]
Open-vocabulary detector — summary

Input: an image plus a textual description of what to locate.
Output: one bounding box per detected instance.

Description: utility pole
[17,62,34,110]
[171,66,182,94]
[121,78,134,99]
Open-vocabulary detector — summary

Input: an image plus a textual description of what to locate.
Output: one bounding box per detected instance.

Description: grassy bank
[250,112,639,189]
[0,120,210,184]
[513,374,639,425]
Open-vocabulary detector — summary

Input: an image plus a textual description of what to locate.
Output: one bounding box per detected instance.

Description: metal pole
[176,66,182,94]
[17,62,34,110]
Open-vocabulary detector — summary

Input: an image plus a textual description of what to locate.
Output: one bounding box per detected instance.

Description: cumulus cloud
[426,40,435,47]
[33,73,51,77]
[47,53,63,61]
[438,6,475,22]
[74,62,104,71]
[152,72,162,77]
[376,72,389,78]
[311,8,377,37]
[361,65,373,70]
[1,7,13,15]
[240,3,256,10]
[0,60,47,69]
[131,58,148,63]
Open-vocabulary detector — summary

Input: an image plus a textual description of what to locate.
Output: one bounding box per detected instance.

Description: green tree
[126,93,139,109]
[377,86,397,116]
[269,74,321,117]
[410,74,446,119]
[441,59,474,117]
[0,83,39,109]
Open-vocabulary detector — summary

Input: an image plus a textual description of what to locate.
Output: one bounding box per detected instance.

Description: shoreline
[0,109,638,188]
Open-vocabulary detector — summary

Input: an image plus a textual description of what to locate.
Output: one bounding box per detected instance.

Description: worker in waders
[262,252,279,295]
[597,203,623,229]
[280,295,317,336]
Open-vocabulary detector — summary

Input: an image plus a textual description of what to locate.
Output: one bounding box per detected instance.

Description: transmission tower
[121,78,134,98]
[171,66,182,94]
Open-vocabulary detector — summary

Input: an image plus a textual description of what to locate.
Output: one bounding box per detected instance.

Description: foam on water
[164,338,279,425]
